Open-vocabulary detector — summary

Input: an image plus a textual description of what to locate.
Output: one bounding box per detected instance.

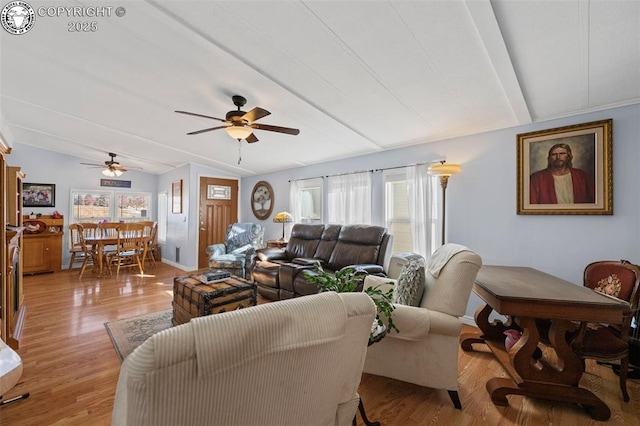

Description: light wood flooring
[1,263,639,425]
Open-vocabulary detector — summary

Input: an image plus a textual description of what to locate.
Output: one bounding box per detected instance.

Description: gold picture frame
[517,119,612,215]
[172,180,182,214]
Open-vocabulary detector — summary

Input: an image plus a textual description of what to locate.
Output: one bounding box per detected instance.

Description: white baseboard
[461,315,477,328]
[160,258,192,271]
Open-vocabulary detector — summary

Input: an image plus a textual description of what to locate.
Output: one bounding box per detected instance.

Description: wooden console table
[460,265,630,421]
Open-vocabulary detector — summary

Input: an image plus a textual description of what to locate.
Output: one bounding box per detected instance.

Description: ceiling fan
[175,95,300,143]
[81,152,142,177]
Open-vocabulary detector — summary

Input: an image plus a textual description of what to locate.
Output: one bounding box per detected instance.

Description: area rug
[104,309,173,362]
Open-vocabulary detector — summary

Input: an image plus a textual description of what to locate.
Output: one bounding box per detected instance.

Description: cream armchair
[112,291,376,426]
[363,244,482,409]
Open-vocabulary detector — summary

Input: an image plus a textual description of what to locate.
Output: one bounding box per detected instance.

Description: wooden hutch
[1,140,27,348]
[22,215,64,274]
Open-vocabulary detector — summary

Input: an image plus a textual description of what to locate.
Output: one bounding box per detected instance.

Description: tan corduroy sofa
[112,291,376,426]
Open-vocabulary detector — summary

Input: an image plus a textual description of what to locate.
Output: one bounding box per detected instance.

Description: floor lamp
[428,161,462,245]
[273,211,293,241]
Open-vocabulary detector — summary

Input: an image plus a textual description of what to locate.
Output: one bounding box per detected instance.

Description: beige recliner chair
[112,291,376,426]
[363,244,482,409]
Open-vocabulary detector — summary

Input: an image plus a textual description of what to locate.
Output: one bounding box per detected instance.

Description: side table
[266,239,288,249]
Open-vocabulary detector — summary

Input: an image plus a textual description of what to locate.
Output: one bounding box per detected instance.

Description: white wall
[240,104,640,320]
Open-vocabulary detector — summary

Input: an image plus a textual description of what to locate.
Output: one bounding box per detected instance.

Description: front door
[198,177,238,269]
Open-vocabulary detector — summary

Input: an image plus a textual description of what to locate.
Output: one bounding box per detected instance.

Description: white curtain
[289,180,302,223]
[406,164,437,258]
[327,172,371,224]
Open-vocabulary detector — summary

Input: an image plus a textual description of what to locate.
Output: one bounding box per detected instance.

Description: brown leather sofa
[252,223,393,300]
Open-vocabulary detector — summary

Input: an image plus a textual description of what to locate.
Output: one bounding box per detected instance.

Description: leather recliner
[252,223,393,300]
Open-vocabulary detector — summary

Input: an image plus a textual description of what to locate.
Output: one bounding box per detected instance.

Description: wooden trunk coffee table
[172,274,257,326]
[460,265,630,421]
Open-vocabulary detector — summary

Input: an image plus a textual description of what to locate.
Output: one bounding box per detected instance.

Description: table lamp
[428,161,462,245]
[273,211,293,241]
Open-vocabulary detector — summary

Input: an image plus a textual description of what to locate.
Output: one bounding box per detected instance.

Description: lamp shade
[225,125,253,140]
[428,161,462,176]
[102,168,123,177]
[273,211,293,223]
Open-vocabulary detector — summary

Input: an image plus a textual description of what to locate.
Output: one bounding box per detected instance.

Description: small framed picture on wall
[172,180,182,214]
[23,183,56,208]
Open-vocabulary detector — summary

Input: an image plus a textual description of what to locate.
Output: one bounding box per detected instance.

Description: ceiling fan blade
[187,125,229,135]
[246,133,259,143]
[242,107,270,123]
[175,110,227,123]
[251,123,300,135]
[80,162,105,167]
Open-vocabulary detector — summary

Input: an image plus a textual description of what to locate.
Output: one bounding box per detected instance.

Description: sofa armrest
[342,264,384,276]
[384,305,461,341]
[292,257,325,266]
[206,243,227,257]
[385,304,431,341]
[364,275,395,294]
[256,247,287,262]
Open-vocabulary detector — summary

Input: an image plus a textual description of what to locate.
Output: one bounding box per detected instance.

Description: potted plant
[304,263,398,341]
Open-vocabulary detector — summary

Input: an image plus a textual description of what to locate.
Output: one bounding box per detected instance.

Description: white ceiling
[1,0,638,176]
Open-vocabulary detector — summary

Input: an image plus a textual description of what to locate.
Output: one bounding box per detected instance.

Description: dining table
[84,234,147,277]
[460,265,630,421]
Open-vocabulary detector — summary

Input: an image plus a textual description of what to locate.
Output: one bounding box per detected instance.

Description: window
[327,172,371,224]
[157,191,167,243]
[384,171,413,254]
[71,190,112,222]
[70,189,152,223]
[384,166,438,258]
[290,178,323,224]
[116,192,151,220]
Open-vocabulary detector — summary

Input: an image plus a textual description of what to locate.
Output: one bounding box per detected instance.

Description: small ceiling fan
[81,152,142,177]
[175,95,300,143]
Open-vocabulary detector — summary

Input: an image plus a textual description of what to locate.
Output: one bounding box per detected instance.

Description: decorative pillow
[594,274,622,298]
[392,257,425,306]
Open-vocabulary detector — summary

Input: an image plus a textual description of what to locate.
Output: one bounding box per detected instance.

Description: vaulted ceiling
[1,0,638,176]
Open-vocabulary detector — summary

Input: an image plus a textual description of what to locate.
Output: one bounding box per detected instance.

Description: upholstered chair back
[284,224,325,260]
[224,223,264,252]
[312,224,342,262]
[387,252,425,280]
[112,292,376,426]
[421,244,482,317]
[327,225,390,271]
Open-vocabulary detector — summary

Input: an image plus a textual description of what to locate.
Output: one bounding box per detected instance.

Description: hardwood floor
[1,263,638,425]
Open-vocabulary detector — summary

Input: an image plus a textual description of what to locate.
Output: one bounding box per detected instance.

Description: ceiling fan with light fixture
[175,95,300,143]
[81,152,142,177]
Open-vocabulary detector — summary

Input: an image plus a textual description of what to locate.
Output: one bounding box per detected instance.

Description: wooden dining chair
[138,221,154,238]
[106,223,146,278]
[78,222,98,239]
[144,222,159,267]
[68,223,85,270]
[77,226,99,279]
[68,224,98,277]
[95,222,120,270]
[571,260,640,402]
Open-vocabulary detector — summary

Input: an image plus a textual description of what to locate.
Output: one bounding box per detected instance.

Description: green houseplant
[304,263,398,340]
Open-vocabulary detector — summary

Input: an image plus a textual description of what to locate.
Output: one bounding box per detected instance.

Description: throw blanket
[427,243,470,278]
